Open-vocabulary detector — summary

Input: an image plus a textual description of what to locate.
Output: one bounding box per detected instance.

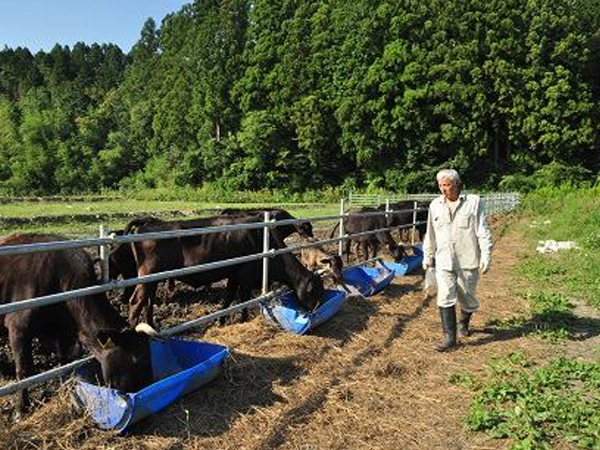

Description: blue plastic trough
[380,244,424,276]
[342,263,395,297]
[72,338,229,432]
[262,289,347,334]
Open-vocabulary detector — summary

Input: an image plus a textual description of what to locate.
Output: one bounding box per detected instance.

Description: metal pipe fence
[347,192,520,215]
[0,200,431,397]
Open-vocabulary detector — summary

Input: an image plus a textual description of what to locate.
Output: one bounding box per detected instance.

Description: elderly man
[423,169,493,351]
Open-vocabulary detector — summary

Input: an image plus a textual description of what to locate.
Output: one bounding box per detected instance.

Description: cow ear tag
[99,336,116,350]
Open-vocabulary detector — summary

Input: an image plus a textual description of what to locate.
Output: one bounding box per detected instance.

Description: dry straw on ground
[0,218,577,449]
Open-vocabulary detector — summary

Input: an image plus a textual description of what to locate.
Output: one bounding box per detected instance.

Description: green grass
[0,200,340,218]
[454,187,600,448]
[0,199,341,236]
[453,353,600,449]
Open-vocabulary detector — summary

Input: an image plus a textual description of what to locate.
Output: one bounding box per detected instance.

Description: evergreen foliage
[0,0,599,195]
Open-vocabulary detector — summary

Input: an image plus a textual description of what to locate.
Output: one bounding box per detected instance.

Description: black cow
[116,215,323,326]
[219,208,313,240]
[0,233,154,414]
[330,208,405,263]
[104,210,312,301]
[377,201,429,242]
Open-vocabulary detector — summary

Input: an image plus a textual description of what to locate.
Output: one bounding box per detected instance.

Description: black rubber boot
[436,306,457,352]
[458,310,473,337]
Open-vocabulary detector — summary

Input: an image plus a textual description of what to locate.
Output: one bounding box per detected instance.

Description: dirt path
[1,221,593,449]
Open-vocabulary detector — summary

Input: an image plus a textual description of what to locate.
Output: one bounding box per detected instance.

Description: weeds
[485,291,574,343]
[461,354,600,449]
[457,188,600,448]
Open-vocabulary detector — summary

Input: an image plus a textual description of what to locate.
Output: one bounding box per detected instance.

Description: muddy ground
[0,219,596,449]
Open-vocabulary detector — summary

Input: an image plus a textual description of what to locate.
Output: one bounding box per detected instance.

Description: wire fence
[346,192,521,215]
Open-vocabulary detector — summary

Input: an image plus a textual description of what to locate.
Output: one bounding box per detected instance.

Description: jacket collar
[434,193,466,204]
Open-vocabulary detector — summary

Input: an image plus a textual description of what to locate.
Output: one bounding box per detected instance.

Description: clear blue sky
[0,0,191,53]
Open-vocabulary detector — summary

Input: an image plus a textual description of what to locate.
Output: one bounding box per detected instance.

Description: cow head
[296,272,324,312]
[390,243,406,262]
[297,220,314,239]
[92,328,153,393]
[320,254,343,280]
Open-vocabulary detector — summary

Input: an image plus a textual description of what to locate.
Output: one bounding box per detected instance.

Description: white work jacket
[423,194,492,271]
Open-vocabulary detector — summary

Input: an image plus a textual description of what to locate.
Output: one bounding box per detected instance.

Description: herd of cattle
[0,201,428,416]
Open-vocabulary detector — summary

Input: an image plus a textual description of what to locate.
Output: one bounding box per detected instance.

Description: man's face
[438,177,460,201]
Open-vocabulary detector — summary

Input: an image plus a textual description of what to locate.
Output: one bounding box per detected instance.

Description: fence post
[99,225,109,284]
[338,198,345,257]
[411,201,418,245]
[385,198,390,226]
[262,211,271,295]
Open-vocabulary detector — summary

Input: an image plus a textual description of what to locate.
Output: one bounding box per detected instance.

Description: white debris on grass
[536,240,579,254]
[529,220,552,228]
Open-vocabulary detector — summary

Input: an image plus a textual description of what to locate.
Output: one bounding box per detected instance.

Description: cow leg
[55,336,81,363]
[145,283,158,327]
[122,286,135,304]
[6,315,33,415]
[221,277,239,325]
[344,239,352,263]
[361,241,370,261]
[238,284,253,322]
[374,241,382,259]
[128,282,157,328]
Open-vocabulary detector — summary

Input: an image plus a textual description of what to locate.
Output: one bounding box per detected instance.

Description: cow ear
[93,258,103,282]
[96,330,118,350]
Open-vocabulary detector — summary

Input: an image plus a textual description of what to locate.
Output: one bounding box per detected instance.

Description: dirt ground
[0,219,595,449]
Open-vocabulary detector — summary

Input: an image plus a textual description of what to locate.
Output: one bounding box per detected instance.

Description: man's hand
[423,259,433,271]
[479,258,490,274]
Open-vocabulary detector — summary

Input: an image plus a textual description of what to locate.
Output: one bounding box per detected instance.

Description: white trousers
[435,268,480,312]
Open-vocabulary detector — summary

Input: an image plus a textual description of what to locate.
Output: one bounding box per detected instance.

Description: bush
[499,162,593,193]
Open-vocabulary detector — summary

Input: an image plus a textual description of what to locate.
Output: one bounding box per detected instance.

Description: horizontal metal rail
[0,218,426,317]
[0,207,428,258]
[162,288,287,336]
[0,288,288,397]
[0,247,389,397]
[0,205,427,397]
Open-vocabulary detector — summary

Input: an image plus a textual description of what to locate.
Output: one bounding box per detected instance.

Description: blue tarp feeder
[262,289,347,334]
[342,263,395,297]
[72,339,229,433]
[380,244,424,276]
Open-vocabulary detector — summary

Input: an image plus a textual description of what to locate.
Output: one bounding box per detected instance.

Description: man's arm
[476,199,493,273]
[423,204,436,269]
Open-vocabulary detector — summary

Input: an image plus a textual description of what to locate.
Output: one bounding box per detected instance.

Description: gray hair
[436,169,461,185]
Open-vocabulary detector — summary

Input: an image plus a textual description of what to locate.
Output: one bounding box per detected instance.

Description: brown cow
[300,238,350,292]
[0,233,154,415]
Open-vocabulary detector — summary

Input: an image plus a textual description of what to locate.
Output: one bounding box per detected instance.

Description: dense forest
[1,0,599,195]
